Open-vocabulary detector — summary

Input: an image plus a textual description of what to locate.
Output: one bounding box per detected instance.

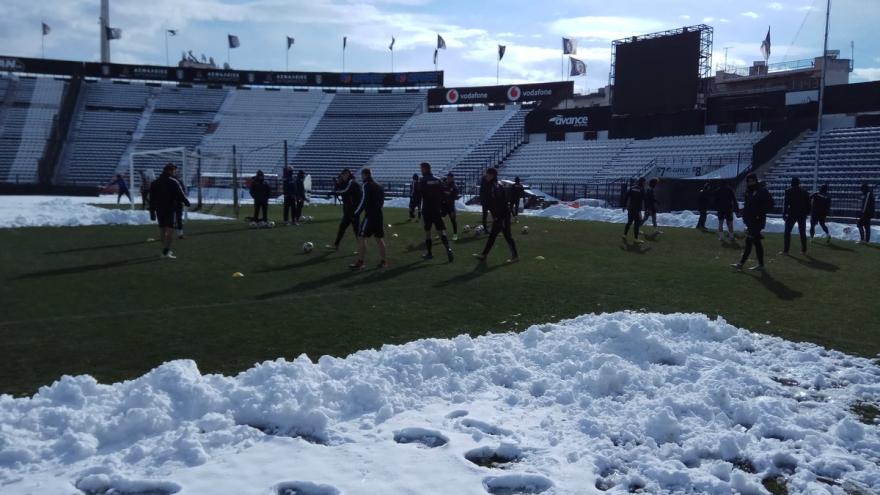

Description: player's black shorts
[717,210,733,222]
[422,210,446,231]
[441,205,456,217]
[156,209,175,228]
[360,214,384,238]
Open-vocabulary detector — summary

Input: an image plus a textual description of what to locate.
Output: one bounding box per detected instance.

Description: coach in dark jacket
[733,173,774,270]
[328,168,362,251]
[249,170,271,223]
[782,177,811,254]
[858,182,876,244]
[149,163,190,259]
[475,167,518,262]
[282,166,295,224]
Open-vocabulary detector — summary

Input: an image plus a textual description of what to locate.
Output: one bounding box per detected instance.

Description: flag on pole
[343,36,348,50]
[106,27,122,40]
[562,37,577,55]
[42,23,51,36]
[167,29,177,36]
[498,45,506,61]
[433,49,438,65]
[437,34,446,50]
[228,34,240,49]
[389,36,395,51]
[287,36,295,49]
[569,57,586,76]
[760,27,771,61]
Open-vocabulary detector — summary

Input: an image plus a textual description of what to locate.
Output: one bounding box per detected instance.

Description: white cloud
[769,2,784,10]
[796,5,815,11]
[852,67,880,81]
[720,18,730,23]
[549,16,665,41]
[703,17,715,23]
[680,15,691,20]
[741,11,760,19]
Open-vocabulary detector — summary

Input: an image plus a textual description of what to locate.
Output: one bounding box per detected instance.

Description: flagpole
[42,30,45,59]
[391,49,394,73]
[496,60,499,85]
[814,0,831,192]
[165,31,169,66]
[286,40,289,72]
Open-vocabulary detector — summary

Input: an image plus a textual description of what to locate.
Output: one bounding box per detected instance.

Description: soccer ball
[463,224,472,233]
[302,241,314,253]
[268,221,276,228]
[474,225,486,235]
[521,226,529,235]
[248,221,258,228]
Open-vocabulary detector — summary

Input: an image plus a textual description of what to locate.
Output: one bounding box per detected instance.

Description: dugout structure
[611,25,713,116]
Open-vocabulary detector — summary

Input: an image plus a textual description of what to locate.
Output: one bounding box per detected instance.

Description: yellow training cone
[232,272,245,278]
[535,256,545,260]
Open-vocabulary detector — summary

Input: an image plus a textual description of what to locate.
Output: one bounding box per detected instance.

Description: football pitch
[1,204,877,397]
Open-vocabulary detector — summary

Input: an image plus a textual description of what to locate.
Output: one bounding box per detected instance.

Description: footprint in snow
[75,474,181,495]
[393,427,449,448]
[274,481,341,495]
[460,418,513,437]
[482,474,553,494]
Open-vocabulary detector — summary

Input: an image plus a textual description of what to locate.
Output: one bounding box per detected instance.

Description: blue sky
[0,0,877,92]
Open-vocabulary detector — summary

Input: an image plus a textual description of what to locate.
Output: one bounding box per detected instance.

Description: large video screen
[612,30,701,115]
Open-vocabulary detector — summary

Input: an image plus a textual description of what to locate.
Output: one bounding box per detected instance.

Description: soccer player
[479,173,492,231]
[441,172,461,241]
[294,170,307,223]
[350,168,387,270]
[416,162,454,262]
[622,177,646,243]
[810,184,831,242]
[509,176,525,223]
[110,174,132,204]
[281,166,295,225]
[644,177,662,234]
[173,168,187,239]
[714,180,738,242]
[326,169,362,251]
[408,173,421,221]
[857,182,875,244]
[732,173,774,271]
[696,182,712,230]
[781,177,811,255]
[149,163,190,259]
[474,167,518,263]
[249,170,271,224]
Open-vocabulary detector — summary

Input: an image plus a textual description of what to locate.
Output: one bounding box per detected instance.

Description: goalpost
[129,147,237,216]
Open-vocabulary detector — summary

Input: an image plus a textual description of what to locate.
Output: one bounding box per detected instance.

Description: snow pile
[2,312,878,494]
[526,201,879,243]
[0,196,227,228]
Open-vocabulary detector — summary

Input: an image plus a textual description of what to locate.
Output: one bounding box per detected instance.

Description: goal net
[129,147,237,216]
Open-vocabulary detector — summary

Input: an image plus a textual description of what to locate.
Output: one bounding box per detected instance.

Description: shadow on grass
[13,256,159,279]
[432,260,510,288]
[255,269,363,300]
[720,239,742,249]
[742,270,803,301]
[256,251,334,273]
[45,226,247,254]
[619,239,651,254]
[339,260,427,288]
[792,254,839,272]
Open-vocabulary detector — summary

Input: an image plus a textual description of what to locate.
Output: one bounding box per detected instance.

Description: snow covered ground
[0,196,228,229]
[2,312,878,495]
[520,201,879,243]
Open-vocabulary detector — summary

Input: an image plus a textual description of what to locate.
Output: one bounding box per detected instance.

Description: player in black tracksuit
[441,172,461,240]
[149,163,190,259]
[810,184,831,241]
[415,162,454,262]
[644,177,661,234]
[173,168,187,239]
[479,174,492,231]
[782,177,811,255]
[715,181,738,241]
[732,173,774,271]
[282,166,295,224]
[328,169,362,251]
[696,182,712,230]
[475,167,519,262]
[294,170,307,223]
[509,177,525,222]
[857,182,875,244]
[249,170,271,223]
[622,177,646,242]
[350,168,387,269]
[408,174,421,221]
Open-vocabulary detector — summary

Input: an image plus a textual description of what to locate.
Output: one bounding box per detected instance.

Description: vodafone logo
[446,89,459,104]
[507,86,521,101]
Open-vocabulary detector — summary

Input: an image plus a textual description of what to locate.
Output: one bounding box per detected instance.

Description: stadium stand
[197,88,326,175]
[60,80,151,185]
[0,76,66,183]
[500,139,633,184]
[452,108,528,179]
[289,91,424,183]
[368,106,520,181]
[763,127,880,216]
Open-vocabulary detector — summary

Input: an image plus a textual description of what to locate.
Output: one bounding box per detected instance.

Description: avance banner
[525,107,611,133]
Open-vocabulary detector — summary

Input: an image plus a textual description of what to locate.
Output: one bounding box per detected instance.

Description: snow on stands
[2,313,879,495]
[523,200,880,243]
[0,196,226,228]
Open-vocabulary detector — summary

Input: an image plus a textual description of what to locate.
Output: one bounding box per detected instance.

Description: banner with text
[524,106,611,133]
[427,81,573,106]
